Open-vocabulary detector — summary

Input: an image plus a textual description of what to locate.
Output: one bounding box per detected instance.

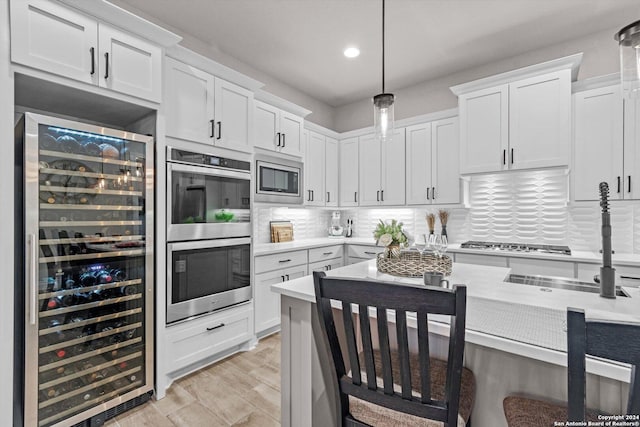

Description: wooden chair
[313,271,475,427]
[503,307,640,426]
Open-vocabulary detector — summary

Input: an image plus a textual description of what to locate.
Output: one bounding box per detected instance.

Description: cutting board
[270,221,294,243]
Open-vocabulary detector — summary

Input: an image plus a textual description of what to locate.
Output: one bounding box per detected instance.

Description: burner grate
[460,241,571,255]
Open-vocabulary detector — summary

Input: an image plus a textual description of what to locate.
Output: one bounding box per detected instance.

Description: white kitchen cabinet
[165,57,253,151]
[308,258,344,272]
[339,137,359,206]
[325,137,339,206]
[458,70,571,173]
[11,0,162,102]
[623,97,640,200]
[254,266,307,335]
[166,303,253,373]
[305,131,326,206]
[577,263,640,288]
[358,129,406,206]
[346,245,379,260]
[406,117,460,205]
[573,85,624,201]
[454,253,508,268]
[254,100,304,157]
[309,245,344,263]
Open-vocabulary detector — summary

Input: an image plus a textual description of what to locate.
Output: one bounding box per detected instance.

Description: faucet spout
[599,182,616,299]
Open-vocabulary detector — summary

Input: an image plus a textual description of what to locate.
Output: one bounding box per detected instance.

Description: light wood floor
[105,333,281,427]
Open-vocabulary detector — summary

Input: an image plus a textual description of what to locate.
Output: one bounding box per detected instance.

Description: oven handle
[168,237,251,252]
[168,161,251,181]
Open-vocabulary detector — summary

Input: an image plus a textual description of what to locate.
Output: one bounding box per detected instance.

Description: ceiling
[111,0,639,108]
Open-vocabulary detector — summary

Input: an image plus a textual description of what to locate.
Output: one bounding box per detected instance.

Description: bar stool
[503,307,640,426]
[313,271,475,427]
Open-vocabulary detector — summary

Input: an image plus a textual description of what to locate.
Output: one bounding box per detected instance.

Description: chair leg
[466,417,471,427]
[345,415,372,427]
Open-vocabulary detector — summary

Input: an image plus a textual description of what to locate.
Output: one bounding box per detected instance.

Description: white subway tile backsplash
[254,169,640,252]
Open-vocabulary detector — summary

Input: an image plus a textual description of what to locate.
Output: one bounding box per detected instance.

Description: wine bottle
[79,271,97,287]
[110,268,127,282]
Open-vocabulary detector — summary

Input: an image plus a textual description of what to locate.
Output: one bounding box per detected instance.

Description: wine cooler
[17,113,154,427]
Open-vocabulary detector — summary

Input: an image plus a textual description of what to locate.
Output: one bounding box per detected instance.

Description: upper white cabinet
[359,129,406,206]
[254,100,304,157]
[454,55,580,174]
[624,97,640,200]
[165,57,254,152]
[304,130,338,206]
[406,117,460,205]
[11,0,162,103]
[325,137,339,207]
[305,130,325,206]
[339,137,359,206]
[573,85,624,201]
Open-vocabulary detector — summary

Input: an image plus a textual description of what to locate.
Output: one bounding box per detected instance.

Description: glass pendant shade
[616,20,640,99]
[373,93,395,142]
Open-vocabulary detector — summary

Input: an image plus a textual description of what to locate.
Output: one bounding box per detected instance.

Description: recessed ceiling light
[344,47,360,58]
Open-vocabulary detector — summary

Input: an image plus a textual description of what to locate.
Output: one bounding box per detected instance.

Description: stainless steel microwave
[254,154,304,204]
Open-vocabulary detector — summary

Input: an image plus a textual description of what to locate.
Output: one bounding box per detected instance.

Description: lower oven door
[167,237,251,324]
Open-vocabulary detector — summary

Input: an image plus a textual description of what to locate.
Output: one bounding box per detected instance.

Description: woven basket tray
[376,251,452,277]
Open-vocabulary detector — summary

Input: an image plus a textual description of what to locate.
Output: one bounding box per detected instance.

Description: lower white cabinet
[346,244,380,259]
[254,266,307,334]
[454,253,508,268]
[166,303,253,372]
[309,258,344,272]
[577,262,640,288]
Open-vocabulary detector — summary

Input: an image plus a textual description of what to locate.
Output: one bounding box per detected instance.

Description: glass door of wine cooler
[23,113,154,427]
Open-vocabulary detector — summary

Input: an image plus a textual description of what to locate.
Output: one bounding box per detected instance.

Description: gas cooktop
[460,241,572,256]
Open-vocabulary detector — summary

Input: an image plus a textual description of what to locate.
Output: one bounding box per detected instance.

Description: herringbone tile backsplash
[255,169,640,253]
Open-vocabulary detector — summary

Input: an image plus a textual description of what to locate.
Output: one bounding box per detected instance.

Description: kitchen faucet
[595,182,616,298]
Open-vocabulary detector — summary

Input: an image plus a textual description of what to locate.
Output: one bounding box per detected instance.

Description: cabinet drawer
[577,263,640,288]
[309,245,343,263]
[254,250,308,274]
[166,304,253,372]
[346,245,380,259]
[308,258,344,273]
[347,257,369,266]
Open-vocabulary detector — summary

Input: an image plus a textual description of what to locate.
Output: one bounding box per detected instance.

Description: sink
[506,274,630,297]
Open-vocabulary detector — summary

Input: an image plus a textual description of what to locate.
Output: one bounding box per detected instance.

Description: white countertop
[254,237,640,267]
[271,259,640,382]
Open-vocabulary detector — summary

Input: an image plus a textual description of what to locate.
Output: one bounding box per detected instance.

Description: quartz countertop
[271,259,639,382]
[253,237,377,256]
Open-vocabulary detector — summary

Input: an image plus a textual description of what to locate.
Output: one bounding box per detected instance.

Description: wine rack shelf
[39,149,144,168]
[39,278,142,299]
[39,249,145,263]
[39,294,142,318]
[39,308,142,336]
[40,167,143,182]
[40,204,143,211]
[40,185,142,197]
[40,322,142,354]
[39,337,143,372]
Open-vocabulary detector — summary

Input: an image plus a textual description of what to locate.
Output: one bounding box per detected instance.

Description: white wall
[333,27,622,132]
[0,0,14,422]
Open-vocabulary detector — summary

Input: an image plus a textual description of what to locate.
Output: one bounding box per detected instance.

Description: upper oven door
[167,162,251,241]
[255,159,303,204]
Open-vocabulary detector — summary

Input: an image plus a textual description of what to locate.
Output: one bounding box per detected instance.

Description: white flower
[378,233,393,247]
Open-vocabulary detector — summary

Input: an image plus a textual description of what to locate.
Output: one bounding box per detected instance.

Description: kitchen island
[272,259,639,427]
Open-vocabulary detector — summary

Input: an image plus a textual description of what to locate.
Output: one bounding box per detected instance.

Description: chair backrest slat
[359,304,377,390]
[342,301,361,385]
[377,307,395,395]
[418,311,432,403]
[313,271,467,426]
[396,309,413,399]
[567,307,640,421]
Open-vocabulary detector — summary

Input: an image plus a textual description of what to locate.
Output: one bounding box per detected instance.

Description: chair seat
[349,352,475,427]
[503,396,602,427]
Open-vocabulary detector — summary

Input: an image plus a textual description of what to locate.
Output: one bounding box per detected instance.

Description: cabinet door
[254,270,285,334]
[254,100,279,151]
[509,70,571,170]
[325,137,339,207]
[358,134,382,206]
[305,131,326,206]
[405,123,432,205]
[381,128,406,205]
[573,86,623,201]
[432,117,460,204]
[624,97,640,199]
[214,78,253,152]
[459,85,509,174]
[10,0,98,85]
[308,258,344,272]
[339,137,359,206]
[165,57,216,144]
[280,111,304,157]
[98,23,162,103]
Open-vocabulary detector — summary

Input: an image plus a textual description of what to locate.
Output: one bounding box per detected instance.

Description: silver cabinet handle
[29,234,37,325]
[206,323,225,331]
[279,259,291,263]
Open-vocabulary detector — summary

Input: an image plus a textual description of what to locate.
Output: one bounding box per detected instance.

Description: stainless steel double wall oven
[166,147,251,324]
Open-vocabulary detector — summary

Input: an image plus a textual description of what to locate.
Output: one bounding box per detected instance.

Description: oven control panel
[170,148,250,171]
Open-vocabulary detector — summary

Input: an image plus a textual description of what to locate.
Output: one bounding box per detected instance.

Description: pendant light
[373,0,394,142]
[615,20,640,99]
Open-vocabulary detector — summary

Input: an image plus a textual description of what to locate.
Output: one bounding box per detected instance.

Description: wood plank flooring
[105,333,281,427]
